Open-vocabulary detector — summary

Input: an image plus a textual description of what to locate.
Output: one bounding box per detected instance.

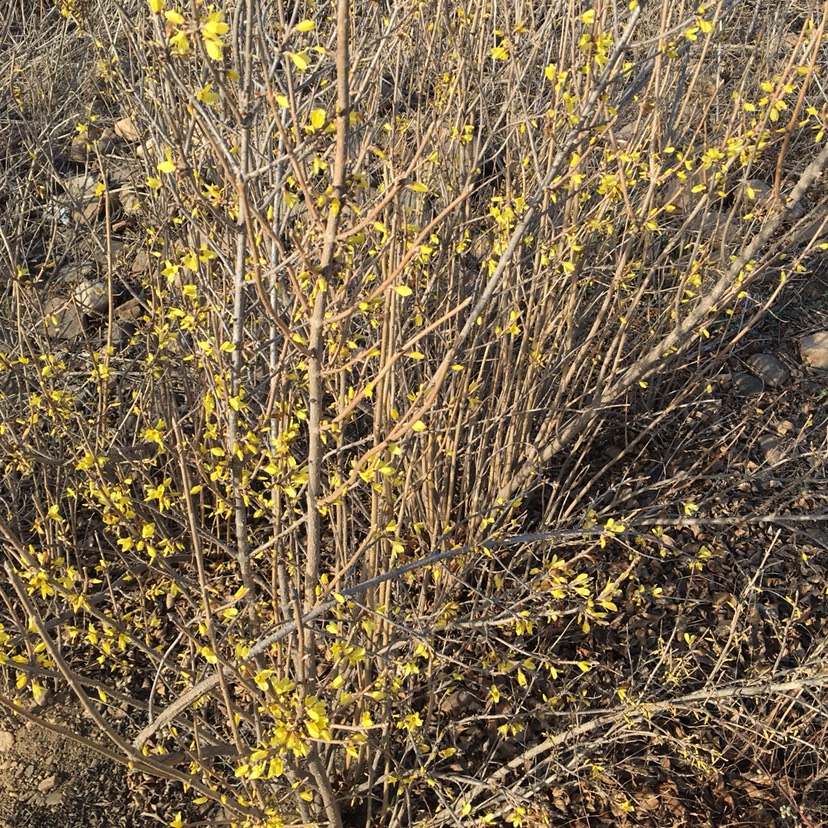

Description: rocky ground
[0,702,158,828]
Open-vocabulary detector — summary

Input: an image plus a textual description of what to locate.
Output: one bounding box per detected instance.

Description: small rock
[69,136,91,163]
[37,774,56,792]
[115,296,145,321]
[72,279,108,316]
[613,122,639,148]
[0,731,13,752]
[23,763,34,778]
[130,249,150,277]
[117,186,142,216]
[801,271,828,301]
[800,331,828,368]
[45,790,64,807]
[440,689,478,716]
[62,172,98,202]
[730,372,764,396]
[61,173,102,222]
[780,419,797,435]
[737,178,772,204]
[660,169,711,212]
[99,126,117,152]
[114,116,139,142]
[758,434,782,464]
[72,132,116,161]
[745,353,788,388]
[794,215,828,251]
[604,444,624,461]
[784,197,806,221]
[54,259,95,288]
[68,124,102,162]
[42,297,85,340]
[133,137,158,159]
[687,210,743,252]
[735,179,805,221]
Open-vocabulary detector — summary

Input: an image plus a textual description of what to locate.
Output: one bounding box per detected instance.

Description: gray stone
[745,353,788,388]
[784,196,806,221]
[799,331,828,368]
[115,296,145,321]
[45,790,64,807]
[61,173,102,222]
[801,272,828,301]
[758,434,782,464]
[69,136,90,163]
[737,178,772,204]
[42,297,85,340]
[603,444,624,461]
[735,179,805,221]
[774,419,796,435]
[730,372,764,396]
[0,731,13,752]
[71,134,116,162]
[99,126,118,150]
[660,169,711,212]
[113,321,136,348]
[72,279,108,316]
[37,773,56,792]
[129,249,150,276]
[687,210,742,250]
[54,260,95,288]
[117,186,142,216]
[62,173,98,202]
[114,116,139,142]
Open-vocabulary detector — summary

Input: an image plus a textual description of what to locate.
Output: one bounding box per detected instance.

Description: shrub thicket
[1,0,827,825]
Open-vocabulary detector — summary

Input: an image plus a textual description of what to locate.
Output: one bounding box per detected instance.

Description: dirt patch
[0,703,155,828]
